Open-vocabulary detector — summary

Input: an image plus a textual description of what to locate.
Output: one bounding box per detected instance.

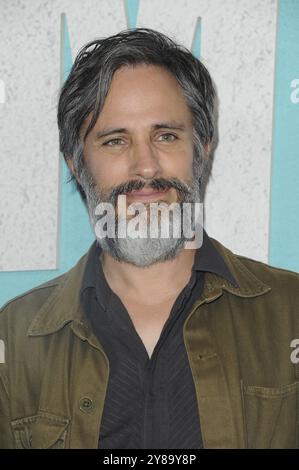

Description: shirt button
[79,396,94,413]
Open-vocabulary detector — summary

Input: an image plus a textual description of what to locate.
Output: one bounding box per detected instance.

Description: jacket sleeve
[0,365,14,448]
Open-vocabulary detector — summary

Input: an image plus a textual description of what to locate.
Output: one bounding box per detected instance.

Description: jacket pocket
[11,411,70,449]
[241,381,299,448]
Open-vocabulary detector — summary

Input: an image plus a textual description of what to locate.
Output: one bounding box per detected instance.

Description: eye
[158,133,178,142]
[103,138,124,146]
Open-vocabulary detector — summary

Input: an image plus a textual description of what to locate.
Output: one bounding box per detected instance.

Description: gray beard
[79,162,202,267]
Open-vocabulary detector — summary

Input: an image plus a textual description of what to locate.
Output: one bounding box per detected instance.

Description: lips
[126,187,170,201]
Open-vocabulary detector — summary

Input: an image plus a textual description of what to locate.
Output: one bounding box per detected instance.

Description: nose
[128,139,162,180]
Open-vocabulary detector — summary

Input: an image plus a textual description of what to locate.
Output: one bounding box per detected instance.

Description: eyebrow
[95,121,187,140]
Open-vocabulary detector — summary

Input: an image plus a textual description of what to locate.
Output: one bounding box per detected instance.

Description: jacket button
[79,396,94,413]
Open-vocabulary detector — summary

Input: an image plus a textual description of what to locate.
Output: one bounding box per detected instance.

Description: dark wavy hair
[57,27,217,201]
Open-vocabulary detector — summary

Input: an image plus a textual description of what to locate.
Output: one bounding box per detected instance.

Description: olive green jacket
[1,237,299,449]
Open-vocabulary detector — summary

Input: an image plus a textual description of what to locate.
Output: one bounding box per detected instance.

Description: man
[0,28,299,449]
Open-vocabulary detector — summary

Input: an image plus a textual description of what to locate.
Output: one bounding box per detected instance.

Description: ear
[203,142,211,155]
[66,157,76,177]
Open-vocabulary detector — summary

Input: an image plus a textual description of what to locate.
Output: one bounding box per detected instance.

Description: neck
[100,247,196,302]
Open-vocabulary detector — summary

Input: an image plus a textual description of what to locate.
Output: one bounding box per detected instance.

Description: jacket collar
[206,237,271,298]
[28,236,271,337]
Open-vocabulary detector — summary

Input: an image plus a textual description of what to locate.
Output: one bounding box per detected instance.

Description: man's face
[68,64,202,266]
[78,64,195,204]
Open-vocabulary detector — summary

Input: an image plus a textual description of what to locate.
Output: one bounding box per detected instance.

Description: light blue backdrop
[269,0,299,273]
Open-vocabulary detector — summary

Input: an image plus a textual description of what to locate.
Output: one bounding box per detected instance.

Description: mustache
[106,177,192,206]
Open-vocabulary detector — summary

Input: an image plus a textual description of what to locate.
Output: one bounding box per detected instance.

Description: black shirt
[80,230,237,449]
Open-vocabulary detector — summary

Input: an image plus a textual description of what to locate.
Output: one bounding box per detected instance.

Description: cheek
[87,156,129,190]
[165,148,194,179]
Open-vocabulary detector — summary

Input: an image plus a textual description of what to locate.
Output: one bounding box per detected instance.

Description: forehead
[108,64,190,113]
[109,63,183,97]
[84,64,193,135]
